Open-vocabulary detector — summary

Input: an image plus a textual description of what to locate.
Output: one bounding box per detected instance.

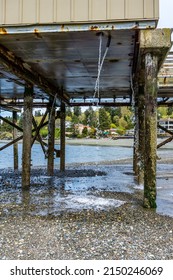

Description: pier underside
[0,24,172,208]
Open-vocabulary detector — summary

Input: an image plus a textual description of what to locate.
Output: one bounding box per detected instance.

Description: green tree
[82,127,88,137]
[40,128,48,138]
[98,108,111,131]
[34,110,42,117]
[157,107,168,119]
[73,106,82,117]
[89,127,96,138]
[113,115,119,126]
[119,117,128,129]
[110,123,116,129]
[167,107,173,116]
[1,117,13,132]
[83,106,97,127]
[66,107,73,118]
[55,128,60,139]
[105,107,121,122]
[18,114,23,128]
[71,114,79,124]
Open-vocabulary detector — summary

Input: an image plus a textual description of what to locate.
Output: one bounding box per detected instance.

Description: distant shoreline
[0,138,133,147]
[1,137,173,149]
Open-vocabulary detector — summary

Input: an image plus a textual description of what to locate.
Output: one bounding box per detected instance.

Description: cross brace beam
[0,113,60,156]
[157,124,173,149]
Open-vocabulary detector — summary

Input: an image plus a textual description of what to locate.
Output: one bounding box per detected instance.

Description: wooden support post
[47,102,55,176]
[22,86,33,189]
[60,102,66,172]
[138,29,171,208]
[13,111,18,170]
[137,84,145,184]
[133,93,139,175]
[143,53,158,208]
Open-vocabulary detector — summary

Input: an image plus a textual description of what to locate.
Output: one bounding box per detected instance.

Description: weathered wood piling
[12,111,18,170]
[60,102,66,172]
[136,29,171,208]
[47,100,56,176]
[22,85,33,189]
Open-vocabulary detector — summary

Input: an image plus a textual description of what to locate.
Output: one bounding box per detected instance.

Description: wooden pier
[0,0,173,208]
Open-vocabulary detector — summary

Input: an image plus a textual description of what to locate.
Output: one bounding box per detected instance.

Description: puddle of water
[55,195,125,211]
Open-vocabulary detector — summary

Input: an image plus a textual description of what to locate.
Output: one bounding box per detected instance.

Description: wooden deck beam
[0,43,69,104]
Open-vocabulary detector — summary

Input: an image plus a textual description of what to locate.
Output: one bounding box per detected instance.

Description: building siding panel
[0,0,159,25]
[144,0,154,19]
[72,0,89,21]
[0,0,5,23]
[5,0,20,24]
[107,0,125,20]
[154,0,159,18]
[56,0,71,22]
[89,0,107,21]
[22,0,37,24]
[39,0,54,23]
[125,0,143,19]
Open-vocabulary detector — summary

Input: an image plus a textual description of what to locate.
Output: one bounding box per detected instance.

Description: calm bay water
[0,142,133,169]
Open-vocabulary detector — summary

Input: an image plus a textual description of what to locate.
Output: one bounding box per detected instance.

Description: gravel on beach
[0,198,173,260]
[0,161,173,260]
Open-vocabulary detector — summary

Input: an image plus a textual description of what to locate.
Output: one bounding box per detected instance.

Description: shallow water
[0,142,132,168]
[0,163,173,219]
[0,143,173,219]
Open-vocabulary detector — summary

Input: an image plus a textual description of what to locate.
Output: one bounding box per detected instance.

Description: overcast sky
[158,0,173,28]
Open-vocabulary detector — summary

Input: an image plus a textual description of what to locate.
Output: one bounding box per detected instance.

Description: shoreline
[1,137,173,149]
